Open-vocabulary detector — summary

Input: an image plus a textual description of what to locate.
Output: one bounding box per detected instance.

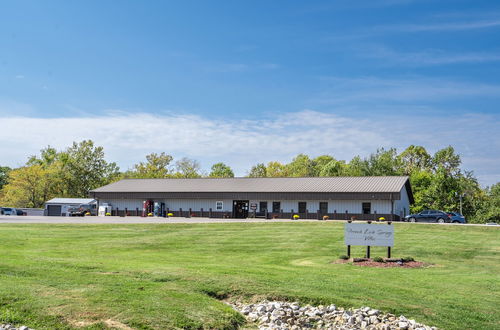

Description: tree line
[0,140,498,223]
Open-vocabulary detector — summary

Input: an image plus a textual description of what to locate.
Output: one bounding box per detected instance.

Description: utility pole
[455,192,465,215]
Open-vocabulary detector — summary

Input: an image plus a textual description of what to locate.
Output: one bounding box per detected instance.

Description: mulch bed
[353,260,426,268]
[333,259,428,268]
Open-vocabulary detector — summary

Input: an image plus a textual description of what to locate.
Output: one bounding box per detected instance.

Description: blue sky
[0,0,499,185]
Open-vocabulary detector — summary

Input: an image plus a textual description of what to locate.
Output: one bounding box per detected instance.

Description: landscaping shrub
[402,256,415,262]
[339,255,349,260]
[373,256,385,263]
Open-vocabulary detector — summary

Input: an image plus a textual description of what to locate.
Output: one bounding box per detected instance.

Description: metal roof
[90,176,410,194]
[45,198,96,204]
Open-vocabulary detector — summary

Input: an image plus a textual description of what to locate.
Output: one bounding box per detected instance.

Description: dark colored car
[68,204,96,217]
[16,209,25,216]
[405,210,451,223]
[447,212,466,224]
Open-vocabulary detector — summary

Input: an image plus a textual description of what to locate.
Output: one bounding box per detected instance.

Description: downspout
[390,193,394,221]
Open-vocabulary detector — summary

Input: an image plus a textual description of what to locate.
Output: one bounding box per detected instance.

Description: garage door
[47,205,62,216]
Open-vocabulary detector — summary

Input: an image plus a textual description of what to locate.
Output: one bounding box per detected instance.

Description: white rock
[399,321,409,329]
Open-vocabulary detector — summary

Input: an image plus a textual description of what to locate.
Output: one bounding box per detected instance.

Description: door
[319,202,328,214]
[362,202,371,214]
[232,200,249,218]
[47,205,61,216]
[418,210,430,222]
[272,202,281,213]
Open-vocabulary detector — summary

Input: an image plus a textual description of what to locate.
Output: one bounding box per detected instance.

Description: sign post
[344,222,394,258]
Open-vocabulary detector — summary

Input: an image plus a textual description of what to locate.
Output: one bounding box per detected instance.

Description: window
[298,202,307,213]
[216,201,223,210]
[319,202,328,214]
[259,201,268,212]
[272,202,281,213]
[362,202,371,214]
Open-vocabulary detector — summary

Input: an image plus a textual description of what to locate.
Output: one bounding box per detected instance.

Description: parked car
[16,209,25,216]
[1,207,17,216]
[405,210,451,223]
[68,204,95,217]
[447,212,466,224]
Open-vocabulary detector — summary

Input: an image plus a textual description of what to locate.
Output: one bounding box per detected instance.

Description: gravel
[0,325,33,330]
[228,300,437,330]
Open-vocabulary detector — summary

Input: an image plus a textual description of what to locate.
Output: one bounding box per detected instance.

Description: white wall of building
[100,198,395,214]
[394,186,411,217]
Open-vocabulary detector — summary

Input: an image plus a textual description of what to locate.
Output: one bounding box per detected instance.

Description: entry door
[232,200,249,218]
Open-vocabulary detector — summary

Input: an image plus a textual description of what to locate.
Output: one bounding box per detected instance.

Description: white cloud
[0,110,498,186]
[312,76,500,105]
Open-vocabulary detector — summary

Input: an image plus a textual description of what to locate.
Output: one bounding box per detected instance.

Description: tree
[474,183,500,223]
[27,146,60,167]
[64,140,119,197]
[266,161,287,177]
[0,166,11,190]
[432,146,461,176]
[209,162,234,178]
[397,145,431,175]
[247,163,267,177]
[0,165,60,208]
[365,148,400,176]
[130,152,174,178]
[286,154,315,177]
[312,155,335,176]
[319,159,347,177]
[174,157,201,178]
[345,156,366,176]
[408,169,434,213]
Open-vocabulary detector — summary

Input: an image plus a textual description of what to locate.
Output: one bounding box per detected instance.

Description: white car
[1,207,17,215]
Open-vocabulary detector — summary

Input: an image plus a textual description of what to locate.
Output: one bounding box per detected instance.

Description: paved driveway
[0,215,497,226]
[0,215,310,224]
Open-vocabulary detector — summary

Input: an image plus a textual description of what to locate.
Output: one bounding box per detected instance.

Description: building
[44,198,97,216]
[90,176,413,220]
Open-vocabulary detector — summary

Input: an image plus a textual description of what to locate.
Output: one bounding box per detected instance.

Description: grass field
[0,222,498,330]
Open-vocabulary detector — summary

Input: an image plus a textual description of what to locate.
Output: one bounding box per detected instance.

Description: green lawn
[0,222,498,330]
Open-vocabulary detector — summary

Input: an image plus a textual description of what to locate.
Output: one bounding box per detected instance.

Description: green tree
[432,146,461,176]
[0,166,11,190]
[319,159,347,177]
[286,154,315,177]
[398,145,431,175]
[0,164,60,208]
[474,183,500,223]
[345,156,365,176]
[266,161,287,177]
[130,152,174,178]
[64,140,119,197]
[174,157,201,178]
[312,155,335,176]
[365,148,400,176]
[27,146,60,167]
[247,163,267,177]
[209,162,234,178]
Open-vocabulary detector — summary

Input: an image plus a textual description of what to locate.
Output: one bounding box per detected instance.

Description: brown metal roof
[91,176,410,194]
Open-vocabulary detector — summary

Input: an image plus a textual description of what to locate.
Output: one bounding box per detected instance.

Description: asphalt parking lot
[0,215,497,226]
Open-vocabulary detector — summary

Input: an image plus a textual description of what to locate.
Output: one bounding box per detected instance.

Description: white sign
[344,223,394,247]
